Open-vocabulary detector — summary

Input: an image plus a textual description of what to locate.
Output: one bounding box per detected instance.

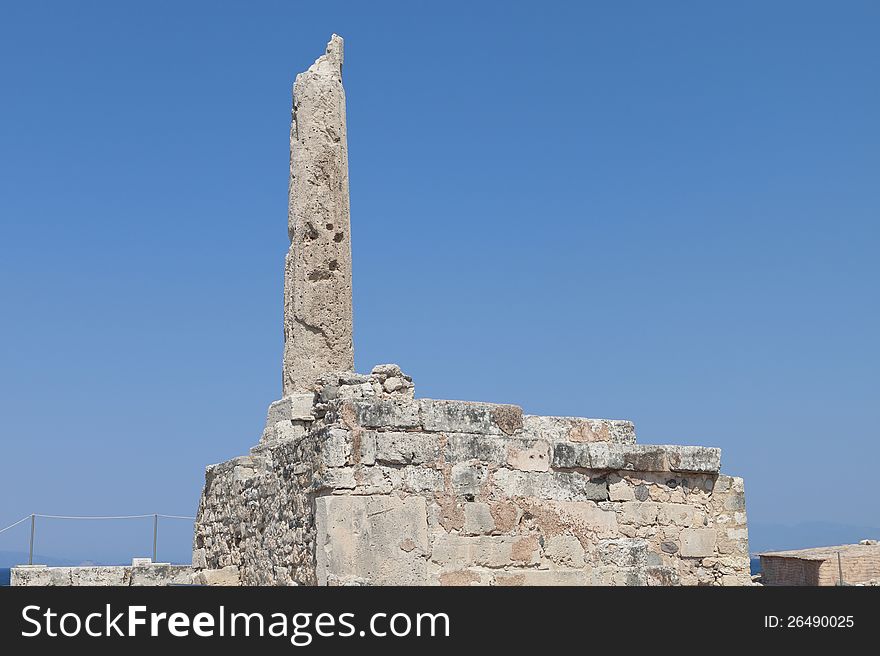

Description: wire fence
[0,513,196,565]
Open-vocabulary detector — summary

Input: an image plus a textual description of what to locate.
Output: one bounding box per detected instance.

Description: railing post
[153,514,158,562]
[28,514,35,565]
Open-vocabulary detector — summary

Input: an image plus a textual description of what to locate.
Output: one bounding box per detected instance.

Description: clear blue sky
[1,1,877,564]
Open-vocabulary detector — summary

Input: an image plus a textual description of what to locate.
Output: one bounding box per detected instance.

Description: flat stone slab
[552,443,721,473]
[523,415,636,444]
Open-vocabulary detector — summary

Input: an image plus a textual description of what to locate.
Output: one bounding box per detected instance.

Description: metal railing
[0,513,195,565]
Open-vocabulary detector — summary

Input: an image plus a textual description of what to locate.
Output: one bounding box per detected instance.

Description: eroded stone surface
[193,363,750,586]
[283,34,354,394]
[315,495,428,585]
[186,35,751,588]
[11,565,196,587]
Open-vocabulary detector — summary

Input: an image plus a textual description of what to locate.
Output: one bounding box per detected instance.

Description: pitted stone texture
[430,535,541,569]
[462,502,496,535]
[518,499,620,541]
[552,443,721,473]
[261,395,315,444]
[370,364,416,399]
[679,528,717,557]
[283,34,354,394]
[268,394,315,423]
[314,367,416,411]
[195,437,318,586]
[493,570,595,586]
[369,431,439,465]
[445,434,507,463]
[506,439,551,471]
[599,538,650,568]
[261,419,311,445]
[315,495,428,585]
[421,399,523,435]
[523,415,636,444]
[544,535,587,567]
[194,566,241,586]
[341,400,421,430]
[491,469,608,502]
[11,565,195,587]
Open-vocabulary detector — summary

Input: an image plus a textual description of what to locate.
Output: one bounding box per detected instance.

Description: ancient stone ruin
[190,35,752,586]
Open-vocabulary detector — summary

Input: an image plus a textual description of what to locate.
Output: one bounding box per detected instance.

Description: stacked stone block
[193,365,751,585]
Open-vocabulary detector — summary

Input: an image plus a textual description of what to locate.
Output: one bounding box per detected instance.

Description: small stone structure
[191,34,751,587]
[760,542,880,586]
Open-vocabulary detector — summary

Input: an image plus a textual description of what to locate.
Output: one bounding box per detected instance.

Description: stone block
[421,399,522,435]
[320,428,351,467]
[399,466,446,494]
[421,399,491,433]
[544,535,586,567]
[608,477,635,501]
[551,442,591,469]
[192,548,207,569]
[315,495,428,585]
[316,467,357,491]
[343,400,420,430]
[430,535,539,568]
[491,405,524,435]
[195,565,241,586]
[11,566,71,586]
[680,528,717,557]
[261,419,311,444]
[492,469,608,502]
[369,364,401,377]
[130,565,195,586]
[372,431,439,465]
[437,570,489,586]
[656,503,697,527]
[266,394,315,424]
[506,440,550,471]
[493,570,594,586]
[522,415,636,444]
[69,567,130,586]
[445,434,506,463]
[617,501,660,526]
[463,502,496,535]
[646,566,681,586]
[521,499,619,538]
[665,445,722,473]
[552,443,721,473]
[599,538,649,568]
[451,462,488,496]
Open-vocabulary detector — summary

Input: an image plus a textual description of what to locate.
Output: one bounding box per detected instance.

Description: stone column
[283,35,354,394]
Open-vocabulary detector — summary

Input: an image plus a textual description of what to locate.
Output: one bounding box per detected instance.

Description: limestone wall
[11,564,195,586]
[193,366,750,586]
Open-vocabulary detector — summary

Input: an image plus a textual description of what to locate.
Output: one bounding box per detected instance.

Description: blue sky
[0,1,877,564]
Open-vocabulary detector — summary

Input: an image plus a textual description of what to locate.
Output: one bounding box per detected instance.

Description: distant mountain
[0,550,83,569]
[749,521,880,554]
